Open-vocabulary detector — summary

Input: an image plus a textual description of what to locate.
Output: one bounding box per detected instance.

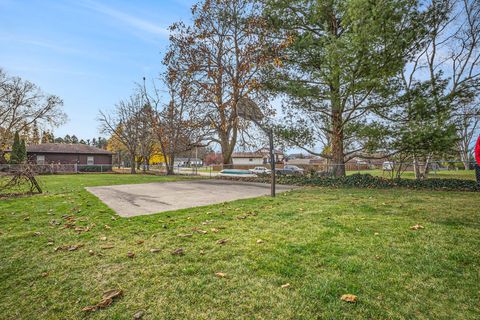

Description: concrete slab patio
[86,179,296,217]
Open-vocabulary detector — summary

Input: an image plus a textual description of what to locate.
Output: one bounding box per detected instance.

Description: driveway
[86,179,296,217]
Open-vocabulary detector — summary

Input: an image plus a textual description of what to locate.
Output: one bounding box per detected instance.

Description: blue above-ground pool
[220,169,252,175]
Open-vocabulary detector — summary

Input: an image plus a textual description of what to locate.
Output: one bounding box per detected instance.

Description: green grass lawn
[347,169,476,180]
[1,174,479,319]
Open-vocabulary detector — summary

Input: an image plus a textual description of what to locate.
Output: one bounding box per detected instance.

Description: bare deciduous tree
[142,71,207,175]
[167,0,269,164]
[98,93,146,174]
[0,68,66,162]
[399,0,480,178]
[456,100,480,169]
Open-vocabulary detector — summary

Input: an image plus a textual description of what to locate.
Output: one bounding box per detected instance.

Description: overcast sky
[0,0,196,140]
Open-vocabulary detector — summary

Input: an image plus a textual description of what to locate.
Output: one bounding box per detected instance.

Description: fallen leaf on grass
[192,228,208,234]
[177,233,193,238]
[202,220,213,225]
[172,248,185,256]
[410,224,424,230]
[74,226,90,233]
[100,236,107,241]
[127,252,135,259]
[211,228,219,233]
[104,225,111,230]
[82,289,123,312]
[133,310,144,319]
[41,272,49,277]
[49,219,60,226]
[216,239,228,245]
[55,244,82,252]
[215,272,226,278]
[150,248,161,253]
[281,283,290,288]
[237,216,247,220]
[136,240,144,245]
[340,294,358,303]
[33,231,42,236]
[374,232,379,236]
[100,245,115,250]
[256,239,264,244]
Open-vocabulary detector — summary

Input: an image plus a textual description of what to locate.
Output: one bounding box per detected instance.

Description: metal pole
[269,128,276,197]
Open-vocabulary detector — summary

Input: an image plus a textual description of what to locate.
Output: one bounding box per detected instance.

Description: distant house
[173,157,203,167]
[23,143,113,165]
[231,148,285,166]
[231,152,265,165]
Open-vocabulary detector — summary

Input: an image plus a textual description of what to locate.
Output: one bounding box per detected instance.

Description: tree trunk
[130,153,136,174]
[220,138,235,166]
[331,110,345,177]
[166,154,175,175]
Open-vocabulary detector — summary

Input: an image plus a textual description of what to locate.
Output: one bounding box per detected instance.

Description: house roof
[25,143,114,155]
[232,152,264,159]
[256,148,284,155]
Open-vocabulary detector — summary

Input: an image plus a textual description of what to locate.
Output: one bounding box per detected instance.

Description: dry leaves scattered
[54,244,82,252]
[216,239,228,245]
[172,248,185,256]
[150,248,161,253]
[82,289,123,312]
[281,283,290,288]
[340,294,358,303]
[192,228,208,234]
[177,233,193,238]
[410,224,424,230]
[215,272,226,278]
[127,252,135,259]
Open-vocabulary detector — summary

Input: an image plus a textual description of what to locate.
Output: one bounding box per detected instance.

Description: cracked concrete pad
[86,179,296,217]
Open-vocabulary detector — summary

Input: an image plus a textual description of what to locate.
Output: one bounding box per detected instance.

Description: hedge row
[217,173,479,192]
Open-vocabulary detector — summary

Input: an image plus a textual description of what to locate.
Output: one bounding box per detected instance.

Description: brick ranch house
[21,143,113,166]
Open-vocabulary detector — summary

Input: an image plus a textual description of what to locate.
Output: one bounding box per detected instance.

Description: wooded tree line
[100,0,479,178]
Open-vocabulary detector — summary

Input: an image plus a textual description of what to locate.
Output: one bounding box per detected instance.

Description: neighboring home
[286,156,327,166]
[232,148,285,166]
[231,152,265,166]
[23,143,113,165]
[173,157,203,167]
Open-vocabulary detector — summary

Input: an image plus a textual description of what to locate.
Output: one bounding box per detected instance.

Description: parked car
[275,165,304,176]
[249,166,271,175]
[382,161,394,171]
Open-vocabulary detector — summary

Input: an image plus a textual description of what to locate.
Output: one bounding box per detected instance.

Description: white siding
[232,157,264,165]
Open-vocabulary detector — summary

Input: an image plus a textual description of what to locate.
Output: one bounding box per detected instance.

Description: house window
[249,158,253,162]
[87,156,94,165]
[36,155,45,165]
